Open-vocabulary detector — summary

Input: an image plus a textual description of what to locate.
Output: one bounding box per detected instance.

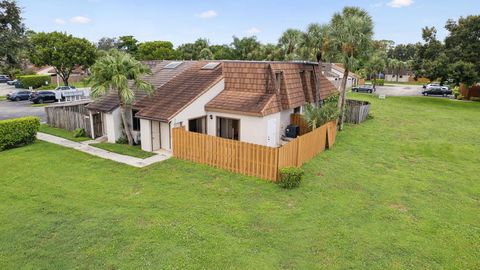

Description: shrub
[17,75,51,89]
[470,97,480,102]
[457,95,464,100]
[0,117,40,151]
[116,136,128,144]
[278,167,304,189]
[73,128,86,138]
[375,79,385,86]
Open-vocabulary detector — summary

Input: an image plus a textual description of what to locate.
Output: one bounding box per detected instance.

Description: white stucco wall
[104,107,123,143]
[140,119,152,152]
[203,110,283,147]
[385,74,410,83]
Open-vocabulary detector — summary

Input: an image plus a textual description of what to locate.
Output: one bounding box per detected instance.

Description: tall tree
[231,36,262,60]
[302,23,331,62]
[210,44,235,60]
[278,29,304,60]
[136,41,176,60]
[97,37,119,51]
[445,15,480,75]
[448,61,478,87]
[176,38,210,60]
[0,0,27,76]
[29,31,97,85]
[88,50,154,146]
[117,35,139,55]
[329,7,374,130]
[366,53,386,88]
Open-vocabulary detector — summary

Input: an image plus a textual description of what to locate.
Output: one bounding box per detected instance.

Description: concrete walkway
[37,132,171,167]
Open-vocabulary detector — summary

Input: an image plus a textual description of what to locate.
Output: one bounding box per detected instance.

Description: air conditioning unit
[285,125,299,138]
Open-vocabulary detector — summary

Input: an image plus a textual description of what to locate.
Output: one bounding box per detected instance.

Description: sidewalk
[37,132,171,167]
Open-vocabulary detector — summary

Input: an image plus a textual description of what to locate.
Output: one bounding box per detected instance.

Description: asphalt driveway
[0,99,47,122]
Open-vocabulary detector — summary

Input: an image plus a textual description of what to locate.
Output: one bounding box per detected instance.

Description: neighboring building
[322,63,359,88]
[86,60,338,152]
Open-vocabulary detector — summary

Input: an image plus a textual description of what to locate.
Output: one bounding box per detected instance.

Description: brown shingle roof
[136,61,223,121]
[319,74,339,100]
[86,61,193,112]
[206,61,336,116]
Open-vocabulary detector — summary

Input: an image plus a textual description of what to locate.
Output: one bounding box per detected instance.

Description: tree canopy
[136,41,176,60]
[0,0,27,75]
[29,31,97,85]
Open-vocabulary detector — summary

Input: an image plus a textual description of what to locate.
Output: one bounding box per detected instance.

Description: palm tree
[302,103,321,130]
[278,29,304,60]
[302,23,331,62]
[366,53,386,89]
[329,7,374,130]
[88,50,154,145]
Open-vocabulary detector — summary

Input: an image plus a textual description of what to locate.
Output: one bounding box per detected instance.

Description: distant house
[85,60,338,152]
[322,63,359,88]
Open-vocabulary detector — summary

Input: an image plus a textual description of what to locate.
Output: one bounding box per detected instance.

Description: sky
[17,0,480,47]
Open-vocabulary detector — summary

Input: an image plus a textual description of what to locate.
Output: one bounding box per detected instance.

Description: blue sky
[18,0,479,47]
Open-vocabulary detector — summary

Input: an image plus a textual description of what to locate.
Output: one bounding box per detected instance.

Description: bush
[0,117,40,151]
[278,167,304,189]
[73,128,86,138]
[374,79,385,86]
[457,95,464,100]
[470,97,480,102]
[116,136,128,144]
[17,75,51,89]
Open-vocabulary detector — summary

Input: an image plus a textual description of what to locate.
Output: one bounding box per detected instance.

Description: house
[86,60,338,152]
[322,63,359,88]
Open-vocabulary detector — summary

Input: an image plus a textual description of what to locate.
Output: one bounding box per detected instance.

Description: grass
[39,124,90,142]
[31,103,49,107]
[365,80,426,86]
[36,80,92,90]
[1,95,479,269]
[90,142,155,159]
[0,96,6,100]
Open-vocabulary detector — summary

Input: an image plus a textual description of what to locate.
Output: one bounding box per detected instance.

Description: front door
[267,118,277,147]
[92,113,103,138]
[151,121,161,151]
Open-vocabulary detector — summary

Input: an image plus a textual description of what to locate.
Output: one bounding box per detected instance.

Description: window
[275,72,282,91]
[132,109,140,131]
[294,107,301,114]
[216,117,239,140]
[188,116,206,134]
[164,61,183,69]
[201,62,220,70]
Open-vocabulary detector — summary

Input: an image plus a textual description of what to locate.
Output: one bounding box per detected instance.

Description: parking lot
[0,84,47,122]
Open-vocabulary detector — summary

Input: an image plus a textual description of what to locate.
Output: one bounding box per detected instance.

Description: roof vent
[164,61,183,69]
[201,62,220,70]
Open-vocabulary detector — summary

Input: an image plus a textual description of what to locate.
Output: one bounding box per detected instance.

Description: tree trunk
[337,68,349,131]
[120,105,134,146]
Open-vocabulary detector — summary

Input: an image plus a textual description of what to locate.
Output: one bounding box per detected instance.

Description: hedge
[17,75,51,89]
[0,117,40,151]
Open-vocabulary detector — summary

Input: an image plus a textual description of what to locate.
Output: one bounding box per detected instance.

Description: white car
[425,83,441,90]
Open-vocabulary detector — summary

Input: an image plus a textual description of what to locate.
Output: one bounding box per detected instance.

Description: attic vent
[201,62,220,70]
[164,61,183,69]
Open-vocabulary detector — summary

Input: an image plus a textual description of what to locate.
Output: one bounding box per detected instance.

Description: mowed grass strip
[0,95,479,269]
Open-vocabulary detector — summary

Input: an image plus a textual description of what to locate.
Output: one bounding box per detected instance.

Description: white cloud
[246,27,261,35]
[70,16,92,24]
[387,0,414,8]
[197,10,217,19]
[54,18,66,25]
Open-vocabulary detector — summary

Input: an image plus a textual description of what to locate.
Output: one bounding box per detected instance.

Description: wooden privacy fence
[290,113,311,135]
[172,120,338,181]
[45,101,92,137]
[345,99,370,124]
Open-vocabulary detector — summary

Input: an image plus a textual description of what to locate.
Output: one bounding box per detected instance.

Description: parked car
[422,86,452,96]
[352,84,375,93]
[0,75,11,83]
[6,90,32,101]
[29,91,57,104]
[6,79,18,85]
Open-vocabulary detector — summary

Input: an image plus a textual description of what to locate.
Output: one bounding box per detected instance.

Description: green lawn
[39,124,91,142]
[90,142,155,159]
[0,96,6,101]
[1,95,479,269]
